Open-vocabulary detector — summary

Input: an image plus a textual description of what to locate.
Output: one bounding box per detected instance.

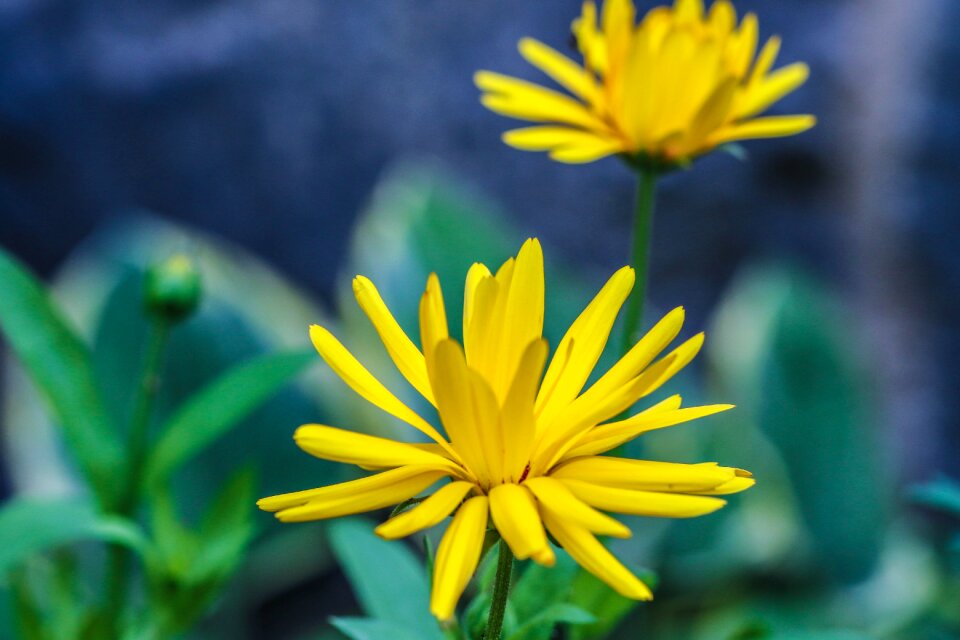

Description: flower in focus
[258,239,753,620]
[475,0,815,165]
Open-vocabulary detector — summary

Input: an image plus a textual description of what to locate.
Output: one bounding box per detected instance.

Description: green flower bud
[144,254,202,322]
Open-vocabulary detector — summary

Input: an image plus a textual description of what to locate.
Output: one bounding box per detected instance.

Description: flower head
[258,239,753,620]
[475,0,815,166]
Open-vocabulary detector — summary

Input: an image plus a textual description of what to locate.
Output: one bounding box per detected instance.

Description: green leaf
[911,476,960,519]
[330,617,426,640]
[328,519,442,640]
[568,566,651,640]
[145,350,314,488]
[506,604,595,640]
[0,497,147,575]
[709,264,888,583]
[183,468,257,585]
[0,248,123,506]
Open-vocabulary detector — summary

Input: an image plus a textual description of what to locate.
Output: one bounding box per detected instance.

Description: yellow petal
[534,354,680,472]
[737,63,810,119]
[463,262,492,332]
[489,484,555,565]
[708,0,736,36]
[475,71,607,131]
[419,273,449,367]
[551,457,738,492]
[548,138,624,163]
[561,478,727,517]
[731,12,758,77]
[428,340,496,485]
[708,114,816,146]
[565,404,735,457]
[503,126,613,152]
[575,306,685,410]
[674,0,704,25]
[258,466,445,521]
[695,471,755,495]
[518,37,601,103]
[541,510,652,600]
[353,276,434,405]
[308,325,451,451]
[502,339,549,481]
[750,35,781,83]
[293,424,462,473]
[536,266,635,427]
[431,496,489,621]
[375,481,475,539]
[525,476,630,538]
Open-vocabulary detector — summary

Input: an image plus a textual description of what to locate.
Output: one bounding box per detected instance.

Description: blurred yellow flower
[475,0,815,165]
[258,239,753,621]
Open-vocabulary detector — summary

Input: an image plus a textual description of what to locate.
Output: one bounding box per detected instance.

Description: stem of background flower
[103,318,171,631]
[484,541,514,640]
[619,166,659,355]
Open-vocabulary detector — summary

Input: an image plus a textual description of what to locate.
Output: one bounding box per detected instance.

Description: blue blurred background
[0,1,958,638]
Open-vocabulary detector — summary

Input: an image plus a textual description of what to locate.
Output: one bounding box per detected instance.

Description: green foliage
[328,519,442,639]
[0,248,124,507]
[568,565,653,640]
[145,350,314,490]
[0,497,147,575]
[912,477,960,519]
[330,617,427,640]
[709,264,888,584]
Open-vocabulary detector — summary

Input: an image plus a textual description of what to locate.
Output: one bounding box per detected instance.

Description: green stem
[620,166,659,354]
[484,541,514,640]
[103,318,171,631]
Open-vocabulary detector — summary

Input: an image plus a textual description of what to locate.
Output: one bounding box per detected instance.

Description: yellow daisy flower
[475,0,815,165]
[258,239,753,621]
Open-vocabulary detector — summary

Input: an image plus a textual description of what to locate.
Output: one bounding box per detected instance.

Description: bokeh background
[1,1,958,638]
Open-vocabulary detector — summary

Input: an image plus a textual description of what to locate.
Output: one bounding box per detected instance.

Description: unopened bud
[144,254,202,322]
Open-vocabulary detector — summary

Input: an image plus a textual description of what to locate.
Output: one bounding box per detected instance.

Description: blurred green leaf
[505,552,581,640]
[0,497,147,575]
[145,350,314,489]
[568,565,652,640]
[506,603,595,640]
[329,519,442,639]
[0,248,123,506]
[184,468,257,585]
[911,476,960,519]
[709,264,888,583]
[330,617,426,640]
[10,568,45,640]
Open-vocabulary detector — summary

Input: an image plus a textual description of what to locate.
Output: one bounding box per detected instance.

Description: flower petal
[258,466,445,521]
[475,71,608,131]
[551,457,738,492]
[737,62,810,119]
[708,114,816,146]
[375,481,475,539]
[575,306,686,411]
[489,483,555,565]
[419,273,449,367]
[525,476,630,538]
[353,276,434,405]
[293,424,463,474]
[536,266,635,428]
[430,496,489,621]
[518,37,601,103]
[541,510,652,600]
[309,325,452,452]
[560,478,728,517]
[565,403,734,458]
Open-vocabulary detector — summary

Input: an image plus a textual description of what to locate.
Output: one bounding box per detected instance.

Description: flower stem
[620,166,659,354]
[103,318,171,630]
[484,541,514,640]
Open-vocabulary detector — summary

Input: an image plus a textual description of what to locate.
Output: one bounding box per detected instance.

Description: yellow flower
[258,239,753,620]
[475,0,815,165]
